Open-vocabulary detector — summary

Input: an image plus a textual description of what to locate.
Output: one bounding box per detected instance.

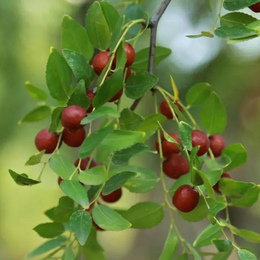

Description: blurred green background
[1,0,260,259]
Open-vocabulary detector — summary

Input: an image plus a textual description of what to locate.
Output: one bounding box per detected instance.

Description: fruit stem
[209,0,224,32]
[37,162,47,181]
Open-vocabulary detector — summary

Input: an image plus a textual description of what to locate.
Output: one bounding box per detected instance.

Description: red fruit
[209,135,225,157]
[172,185,199,212]
[163,154,189,179]
[124,43,135,67]
[86,89,95,113]
[62,128,86,147]
[35,128,60,154]
[191,130,210,156]
[109,89,123,102]
[249,2,260,12]
[74,157,99,171]
[155,133,182,157]
[58,176,63,185]
[160,99,183,120]
[61,105,87,130]
[101,188,122,203]
[213,172,232,194]
[92,51,111,75]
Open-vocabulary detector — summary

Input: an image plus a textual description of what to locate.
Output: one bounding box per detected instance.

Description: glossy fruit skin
[160,99,183,119]
[92,51,111,75]
[213,172,232,194]
[155,133,182,158]
[249,2,260,12]
[86,90,95,113]
[62,128,86,147]
[74,157,100,171]
[35,128,60,154]
[163,154,189,179]
[209,135,225,157]
[191,130,210,156]
[109,89,123,102]
[101,188,122,203]
[124,43,135,67]
[61,105,87,130]
[172,185,199,212]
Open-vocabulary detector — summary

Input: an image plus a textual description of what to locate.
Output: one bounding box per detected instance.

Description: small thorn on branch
[130,0,172,111]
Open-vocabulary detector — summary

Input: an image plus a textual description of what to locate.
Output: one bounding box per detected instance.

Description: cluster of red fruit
[157,99,232,213]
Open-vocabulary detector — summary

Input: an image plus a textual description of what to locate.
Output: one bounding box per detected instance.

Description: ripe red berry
[155,133,182,157]
[209,135,225,157]
[172,185,199,212]
[163,154,189,179]
[109,89,123,102]
[213,172,232,194]
[58,176,63,185]
[124,43,135,67]
[86,89,95,113]
[249,2,260,12]
[62,128,86,147]
[74,157,99,171]
[35,128,60,154]
[160,99,183,119]
[61,105,87,131]
[101,188,122,203]
[191,130,210,156]
[92,51,111,75]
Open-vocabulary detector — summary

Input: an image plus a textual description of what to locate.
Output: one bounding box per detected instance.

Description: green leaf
[159,228,178,260]
[204,156,232,171]
[68,80,90,110]
[208,196,227,216]
[222,143,247,170]
[62,247,75,260]
[61,15,93,61]
[215,26,258,40]
[86,2,111,50]
[79,124,115,158]
[79,228,105,260]
[100,130,146,151]
[49,154,76,179]
[200,92,227,135]
[63,49,95,86]
[33,223,65,239]
[212,239,232,252]
[179,121,192,150]
[125,4,144,38]
[25,150,45,166]
[169,173,193,197]
[109,17,125,54]
[70,210,92,246]
[185,83,211,107]
[79,166,107,186]
[25,81,47,101]
[49,107,63,132]
[102,171,136,195]
[220,12,257,28]
[119,108,144,130]
[193,224,222,247]
[93,70,124,107]
[223,0,260,11]
[112,143,154,165]
[202,169,222,186]
[100,1,120,32]
[132,46,172,70]
[60,180,89,207]
[81,106,120,124]
[122,165,159,193]
[176,254,188,260]
[9,170,40,186]
[137,113,166,137]
[46,47,72,101]
[219,178,260,208]
[238,249,257,260]
[185,240,202,260]
[120,202,164,228]
[190,148,203,186]
[27,237,66,258]
[211,246,233,260]
[125,71,158,99]
[92,204,131,231]
[19,106,51,124]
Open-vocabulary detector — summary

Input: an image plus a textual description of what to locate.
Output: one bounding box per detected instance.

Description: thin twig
[130,0,172,111]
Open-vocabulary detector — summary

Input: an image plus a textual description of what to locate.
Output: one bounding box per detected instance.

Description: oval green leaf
[33,223,65,239]
[220,12,257,28]
[25,81,48,101]
[19,106,51,124]
[79,166,107,186]
[238,249,257,260]
[215,26,258,39]
[223,0,260,11]
[159,228,178,260]
[9,170,40,186]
